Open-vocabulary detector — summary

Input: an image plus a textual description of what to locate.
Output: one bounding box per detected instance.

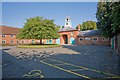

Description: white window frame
[102,37,109,41]
[2,40,6,44]
[92,37,98,42]
[2,34,5,37]
[85,37,91,41]
[79,38,84,42]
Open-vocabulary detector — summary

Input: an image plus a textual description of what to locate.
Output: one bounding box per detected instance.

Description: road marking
[43,58,120,78]
[23,70,44,78]
[40,60,91,79]
[70,69,87,71]
[54,64,67,66]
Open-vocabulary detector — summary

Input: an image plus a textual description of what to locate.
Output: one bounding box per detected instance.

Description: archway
[62,35,68,44]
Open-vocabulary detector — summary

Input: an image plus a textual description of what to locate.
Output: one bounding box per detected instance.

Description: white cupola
[64,16,72,27]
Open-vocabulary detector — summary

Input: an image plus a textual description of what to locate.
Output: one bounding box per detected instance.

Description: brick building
[0,26,20,45]
[56,16,79,45]
[0,16,109,46]
[76,29,109,46]
[57,16,109,45]
[0,26,56,45]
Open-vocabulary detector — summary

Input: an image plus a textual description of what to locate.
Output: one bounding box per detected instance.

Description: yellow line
[54,64,67,66]
[70,69,87,71]
[47,58,120,78]
[40,60,91,79]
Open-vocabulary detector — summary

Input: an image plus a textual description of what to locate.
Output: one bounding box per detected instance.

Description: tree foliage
[62,26,64,28]
[17,16,60,44]
[96,2,120,38]
[76,21,97,31]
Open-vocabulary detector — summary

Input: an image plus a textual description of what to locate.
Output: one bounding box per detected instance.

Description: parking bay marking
[40,58,120,78]
[40,60,91,79]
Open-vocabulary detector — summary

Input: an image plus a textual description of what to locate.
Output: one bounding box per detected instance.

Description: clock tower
[64,16,72,27]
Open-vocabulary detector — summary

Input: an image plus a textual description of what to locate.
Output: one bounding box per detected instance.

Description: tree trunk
[40,39,42,45]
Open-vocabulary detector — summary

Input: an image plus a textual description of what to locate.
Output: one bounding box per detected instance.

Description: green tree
[96,2,120,38]
[96,2,113,38]
[80,21,97,31]
[110,2,120,36]
[76,26,78,29]
[17,16,60,44]
[62,26,64,28]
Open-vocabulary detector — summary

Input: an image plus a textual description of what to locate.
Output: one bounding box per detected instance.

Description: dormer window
[11,34,14,37]
[2,34,5,37]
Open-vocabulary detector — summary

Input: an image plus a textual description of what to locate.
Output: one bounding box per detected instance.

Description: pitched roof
[78,30,101,36]
[0,25,20,35]
[58,27,78,32]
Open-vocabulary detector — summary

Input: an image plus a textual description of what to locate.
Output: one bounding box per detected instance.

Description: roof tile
[0,25,20,35]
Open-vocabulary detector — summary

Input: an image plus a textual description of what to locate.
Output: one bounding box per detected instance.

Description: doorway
[62,35,68,44]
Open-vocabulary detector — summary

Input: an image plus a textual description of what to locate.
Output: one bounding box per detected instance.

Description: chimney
[77,24,81,31]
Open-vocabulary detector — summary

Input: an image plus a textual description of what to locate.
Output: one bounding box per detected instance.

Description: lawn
[17,44,61,48]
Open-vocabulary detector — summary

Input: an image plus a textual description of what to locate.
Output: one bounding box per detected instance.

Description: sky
[2,2,98,28]
[2,0,99,2]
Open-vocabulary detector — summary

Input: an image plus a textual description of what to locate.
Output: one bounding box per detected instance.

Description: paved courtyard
[1,45,120,79]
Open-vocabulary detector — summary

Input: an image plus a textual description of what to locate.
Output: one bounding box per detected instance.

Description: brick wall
[76,36,109,46]
[58,30,79,44]
[1,34,17,45]
[0,34,56,45]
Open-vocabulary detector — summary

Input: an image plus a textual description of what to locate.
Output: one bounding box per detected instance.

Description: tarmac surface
[1,45,120,79]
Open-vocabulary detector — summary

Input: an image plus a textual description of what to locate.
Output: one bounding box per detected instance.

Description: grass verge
[17,44,61,48]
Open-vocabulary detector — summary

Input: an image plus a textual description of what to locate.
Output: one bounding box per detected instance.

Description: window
[80,38,83,42]
[85,38,91,41]
[10,40,14,44]
[92,37,98,42]
[102,37,109,41]
[22,41,24,44]
[11,34,14,37]
[2,40,6,44]
[2,34,5,37]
